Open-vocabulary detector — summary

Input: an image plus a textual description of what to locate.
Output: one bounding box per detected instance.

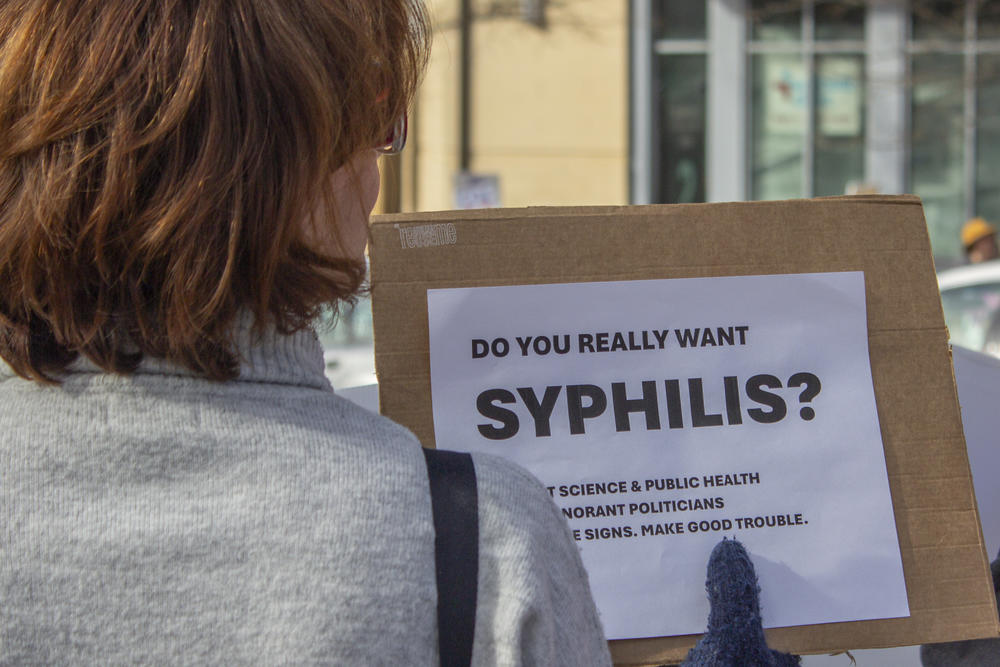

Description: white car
[938,260,1000,357]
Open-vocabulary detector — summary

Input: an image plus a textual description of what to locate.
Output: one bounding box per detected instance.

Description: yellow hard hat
[962,217,997,249]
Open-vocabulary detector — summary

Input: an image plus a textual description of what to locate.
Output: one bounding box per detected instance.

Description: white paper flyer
[426,271,908,640]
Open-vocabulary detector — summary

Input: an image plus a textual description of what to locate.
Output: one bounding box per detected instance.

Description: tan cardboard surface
[369,196,999,665]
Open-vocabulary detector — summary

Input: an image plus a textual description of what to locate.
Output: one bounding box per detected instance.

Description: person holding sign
[0,2,610,664]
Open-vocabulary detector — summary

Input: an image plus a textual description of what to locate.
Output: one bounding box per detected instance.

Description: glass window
[978,0,1000,39]
[910,54,966,261]
[748,2,865,200]
[907,1,1000,266]
[814,54,865,195]
[977,54,1000,224]
[750,0,802,41]
[815,0,865,41]
[911,1,965,41]
[656,54,706,203]
[751,54,805,200]
[652,1,706,40]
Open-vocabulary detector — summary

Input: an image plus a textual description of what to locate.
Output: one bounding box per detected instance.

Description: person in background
[0,2,611,664]
[962,217,1000,264]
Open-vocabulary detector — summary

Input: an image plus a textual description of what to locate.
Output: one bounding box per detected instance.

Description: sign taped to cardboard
[426,272,908,639]
[370,197,999,664]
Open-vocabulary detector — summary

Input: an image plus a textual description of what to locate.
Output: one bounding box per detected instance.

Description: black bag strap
[422,447,479,667]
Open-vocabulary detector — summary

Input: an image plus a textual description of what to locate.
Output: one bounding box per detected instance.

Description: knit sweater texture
[0,322,611,666]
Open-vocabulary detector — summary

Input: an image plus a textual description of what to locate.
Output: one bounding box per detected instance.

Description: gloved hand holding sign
[682,539,801,667]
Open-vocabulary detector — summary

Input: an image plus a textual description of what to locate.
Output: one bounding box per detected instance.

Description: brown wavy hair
[0,0,428,382]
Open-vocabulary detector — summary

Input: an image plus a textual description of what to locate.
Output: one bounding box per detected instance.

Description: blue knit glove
[681,538,800,667]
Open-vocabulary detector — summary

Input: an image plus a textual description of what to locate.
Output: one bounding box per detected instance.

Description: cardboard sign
[369,197,999,664]
[426,272,908,639]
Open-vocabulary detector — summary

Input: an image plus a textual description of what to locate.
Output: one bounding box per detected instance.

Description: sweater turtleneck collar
[0,314,333,391]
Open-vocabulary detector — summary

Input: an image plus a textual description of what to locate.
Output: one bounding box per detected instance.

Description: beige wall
[398,0,629,212]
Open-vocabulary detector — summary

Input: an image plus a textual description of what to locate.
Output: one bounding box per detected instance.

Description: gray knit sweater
[0,322,611,666]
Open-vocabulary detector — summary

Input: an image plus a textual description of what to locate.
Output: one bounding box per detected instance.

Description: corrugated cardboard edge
[369,196,1000,665]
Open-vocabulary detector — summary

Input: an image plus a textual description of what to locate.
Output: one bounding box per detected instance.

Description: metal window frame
[630,0,654,205]
[866,1,906,195]
[633,0,716,204]
[746,1,869,199]
[709,0,747,202]
[630,0,747,204]
[630,1,1000,208]
[904,0,1000,221]
[965,0,978,220]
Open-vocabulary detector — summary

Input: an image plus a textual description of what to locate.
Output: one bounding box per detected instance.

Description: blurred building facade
[379,0,1000,268]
